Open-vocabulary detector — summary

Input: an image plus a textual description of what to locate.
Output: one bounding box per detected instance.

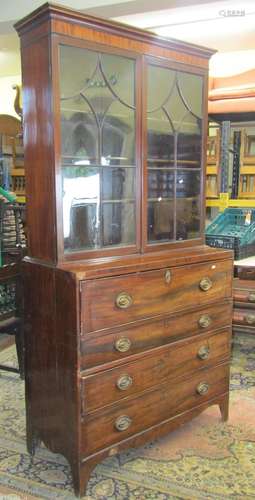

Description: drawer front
[233,308,255,327]
[81,363,229,455]
[234,288,255,305]
[80,301,232,369]
[81,330,231,413]
[81,260,232,333]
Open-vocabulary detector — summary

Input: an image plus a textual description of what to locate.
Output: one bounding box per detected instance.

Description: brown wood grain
[22,261,80,468]
[20,35,57,263]
[80,301,232,369]
[15,3,215,63]
[76,392,228,495]
[81,259,232,332]
[81,330,231,412]
[81,363,229,455]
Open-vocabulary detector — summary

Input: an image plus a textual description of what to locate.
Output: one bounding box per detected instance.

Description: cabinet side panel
[55,269,81,463]
[21,33,57,263]
[23,262,58,450]
[23,262,79,464]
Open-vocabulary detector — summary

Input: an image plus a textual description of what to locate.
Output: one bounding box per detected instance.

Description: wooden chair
[0,262,24,378]
[0,114,25,378]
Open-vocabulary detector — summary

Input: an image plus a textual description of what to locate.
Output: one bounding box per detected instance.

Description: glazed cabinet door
[59,44,139,255]
[146,59,204,247]
[57,43,207,260]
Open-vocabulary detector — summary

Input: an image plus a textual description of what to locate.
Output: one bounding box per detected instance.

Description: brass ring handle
[115,415,132,432]
[196,382,209,395]
[198,314,212,328]
[116,292,133,309]
[116,374,133,391]
[245,313,255,325]
[249,293,255,303]
[199,277,213,292]
[197,345,210,360]
[114,337,131,353]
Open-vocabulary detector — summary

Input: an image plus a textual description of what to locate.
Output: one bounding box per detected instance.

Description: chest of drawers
[23,249,232,496]
[16,4,233,496]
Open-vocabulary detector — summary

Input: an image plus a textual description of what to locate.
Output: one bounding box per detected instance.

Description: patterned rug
[0,334,255,500]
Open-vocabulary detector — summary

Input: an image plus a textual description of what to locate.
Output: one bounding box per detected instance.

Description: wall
[0,75,21,118]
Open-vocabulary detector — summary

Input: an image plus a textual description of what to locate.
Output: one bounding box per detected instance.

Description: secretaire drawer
[80,301,232,369]
[81,259,232,333]
[81,329,231,413]
[81,363,229,455]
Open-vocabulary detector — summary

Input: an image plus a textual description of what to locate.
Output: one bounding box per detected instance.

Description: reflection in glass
[148,170,174,199]
[61,95,98,164]
[147,65,175,113]
[60,44,136,252]
[147,109,174,164]
[60,45,135,167]
[177,72,203,118]
[63,168,100,250]
[177,114,202,167]
[103,203,135,246]
[176,171,200,240]
[62,166,136,251]
[102,167,135,200]
[102,100,135,165]
[148,200,174,242]
[147,62,203,243]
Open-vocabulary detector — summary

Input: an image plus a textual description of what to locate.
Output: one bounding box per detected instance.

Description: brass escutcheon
[197,345,210,360]
[114,337,131,353]
[199,277,213,292]
[116,292,133,309]
[196,382,209,395]
[165,269,171,284]
[249,293,255,303]
[198,314,212,328]
[115,415,132,431]
[245,313,255,325]
[116,374,133,391]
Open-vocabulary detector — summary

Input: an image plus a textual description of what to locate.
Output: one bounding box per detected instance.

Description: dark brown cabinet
[233,276,255,334]
[16,4,233,496]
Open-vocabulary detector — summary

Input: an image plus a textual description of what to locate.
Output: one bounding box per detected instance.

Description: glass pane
[103,202,135,246]
[102,167,135,201]
[102,100,135,165]
[60,45,98,99]
[62,167,100,251]
[177,72,203,118]
[147,63,203,245]
[176,171,201,240]
[61,96,98,164]
[164,85,188,130]
[177,113,202,168]
[148,170,174,199]
[147,65,175,112]
[100,53,135,107]
[147,109,175,165]
[60,44,136,253]
[148,200,174,242]
[62,166,136,252]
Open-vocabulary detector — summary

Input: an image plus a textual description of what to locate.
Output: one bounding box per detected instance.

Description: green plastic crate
[206,208,255,260]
